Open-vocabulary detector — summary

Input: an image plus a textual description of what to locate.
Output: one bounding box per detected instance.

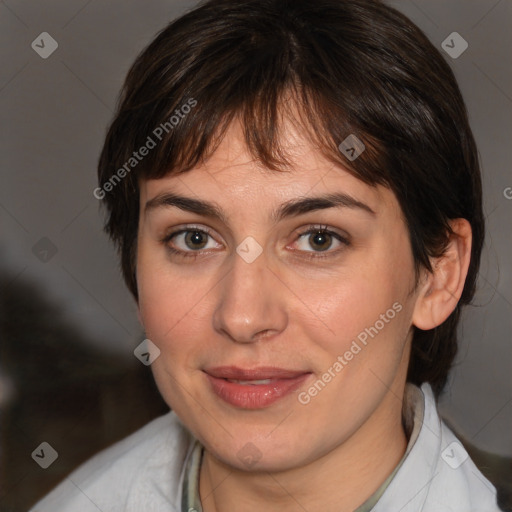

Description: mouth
[203,366,312,409]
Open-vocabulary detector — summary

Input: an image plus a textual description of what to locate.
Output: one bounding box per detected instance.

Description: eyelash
[160,224,350,261]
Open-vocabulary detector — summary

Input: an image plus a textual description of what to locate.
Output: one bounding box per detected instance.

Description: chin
[204,432,310,473]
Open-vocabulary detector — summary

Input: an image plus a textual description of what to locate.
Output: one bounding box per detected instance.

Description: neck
[199,385,409,512]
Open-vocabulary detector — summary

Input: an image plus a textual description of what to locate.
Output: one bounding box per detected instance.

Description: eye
[162,226,222,258]
[292,225,350,256]
[161,224,350,261]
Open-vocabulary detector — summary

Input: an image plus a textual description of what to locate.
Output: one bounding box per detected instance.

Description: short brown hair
[97,0,484,398]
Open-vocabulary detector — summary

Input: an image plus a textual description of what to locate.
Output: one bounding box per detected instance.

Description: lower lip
[205,373,311,409]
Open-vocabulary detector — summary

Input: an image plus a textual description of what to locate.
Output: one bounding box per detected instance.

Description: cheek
[140,281,196,346]
[300,253,413,364]
[137,248,185,346]
[137,256,216,367]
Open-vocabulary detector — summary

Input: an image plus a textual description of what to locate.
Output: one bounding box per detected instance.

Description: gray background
[1,0,511,457]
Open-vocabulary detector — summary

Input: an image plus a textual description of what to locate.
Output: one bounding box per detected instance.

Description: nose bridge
[212,248,287,343]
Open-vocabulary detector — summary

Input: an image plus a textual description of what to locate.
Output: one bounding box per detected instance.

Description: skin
[136,116,472,512]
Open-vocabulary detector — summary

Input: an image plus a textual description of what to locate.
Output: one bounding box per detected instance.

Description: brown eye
[163,227,222,258]
[184,230,209,250]
[293,226,350,257]
[308,231,334,252]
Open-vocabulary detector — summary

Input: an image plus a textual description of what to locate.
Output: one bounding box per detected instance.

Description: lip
[204,366,312,409]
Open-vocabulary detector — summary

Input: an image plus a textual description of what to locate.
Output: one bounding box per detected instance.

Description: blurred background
[1,0,511,510]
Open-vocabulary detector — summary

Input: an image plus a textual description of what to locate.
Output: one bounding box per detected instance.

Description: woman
[32,0,504,510]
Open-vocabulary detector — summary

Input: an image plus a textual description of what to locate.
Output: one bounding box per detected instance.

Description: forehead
[139,118,400,221]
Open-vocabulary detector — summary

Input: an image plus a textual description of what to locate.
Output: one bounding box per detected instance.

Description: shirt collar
[181,382,427,512]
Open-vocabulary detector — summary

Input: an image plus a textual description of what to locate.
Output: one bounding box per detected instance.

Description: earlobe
[412,219,472,331]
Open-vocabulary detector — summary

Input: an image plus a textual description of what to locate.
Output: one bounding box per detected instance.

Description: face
[136,118,422,473]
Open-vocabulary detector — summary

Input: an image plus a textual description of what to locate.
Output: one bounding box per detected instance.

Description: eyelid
[161,224,217,242]
[295,224,350,241]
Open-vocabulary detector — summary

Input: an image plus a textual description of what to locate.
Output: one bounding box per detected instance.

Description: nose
[212,249,288,344]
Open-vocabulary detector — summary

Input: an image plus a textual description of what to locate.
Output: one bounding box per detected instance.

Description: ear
[412,219,472,330]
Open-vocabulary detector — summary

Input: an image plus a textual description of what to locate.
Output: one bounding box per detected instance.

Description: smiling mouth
[203,366,312,409]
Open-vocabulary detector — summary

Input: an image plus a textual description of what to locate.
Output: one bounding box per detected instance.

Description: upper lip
[204,366,310,380]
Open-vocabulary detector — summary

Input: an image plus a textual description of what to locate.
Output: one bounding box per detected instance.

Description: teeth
[226,379,273,385]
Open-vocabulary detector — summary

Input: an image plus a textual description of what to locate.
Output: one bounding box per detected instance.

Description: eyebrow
[144,191,376,222]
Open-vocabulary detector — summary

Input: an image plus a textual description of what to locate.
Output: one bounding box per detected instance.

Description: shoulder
[424,384,502,511]
[429,418,503,511]
[30,411,194,512]
[375,383,503,512]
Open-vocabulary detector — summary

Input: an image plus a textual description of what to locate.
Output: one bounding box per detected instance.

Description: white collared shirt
[30,383,504,511]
